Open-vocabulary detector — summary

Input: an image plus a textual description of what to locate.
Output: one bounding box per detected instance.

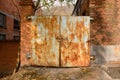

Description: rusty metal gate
[30,16,90,67]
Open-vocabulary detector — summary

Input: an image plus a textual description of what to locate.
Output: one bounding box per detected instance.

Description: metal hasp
[30,16,90,67]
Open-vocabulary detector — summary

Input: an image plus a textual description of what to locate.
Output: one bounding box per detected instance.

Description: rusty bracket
[90,17,94,21]
[26,15,32,21]
[26,53,31,59]
[55,35,68,42]
[55,35,72,49]
[90,55,95,60]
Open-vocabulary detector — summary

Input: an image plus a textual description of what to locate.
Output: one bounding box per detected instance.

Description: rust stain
[30,16,90,67]
[31,16,60,66]
[60,16,90,66]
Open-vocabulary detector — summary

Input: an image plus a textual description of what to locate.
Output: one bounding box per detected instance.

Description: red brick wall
[0,0,19,18]
[0,0,19,40]
[90,0,120,45]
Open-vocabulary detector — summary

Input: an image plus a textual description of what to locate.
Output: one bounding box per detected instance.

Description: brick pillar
[20,0,34,66]
[113,0,120,44]
[90,0,120,64]
[90,0,120,45]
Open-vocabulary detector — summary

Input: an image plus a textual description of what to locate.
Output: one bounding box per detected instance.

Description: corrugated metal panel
[60,16,90,66]
[31,16,90,67]
[31,16,60,66]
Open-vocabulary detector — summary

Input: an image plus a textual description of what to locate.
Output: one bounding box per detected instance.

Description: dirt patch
[0,66,103,80]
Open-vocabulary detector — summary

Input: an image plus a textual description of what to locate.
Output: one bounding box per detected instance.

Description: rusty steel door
[31,16,90,67]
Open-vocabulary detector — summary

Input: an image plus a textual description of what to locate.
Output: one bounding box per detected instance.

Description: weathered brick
[90,0,120,45]
[0,0,19,40]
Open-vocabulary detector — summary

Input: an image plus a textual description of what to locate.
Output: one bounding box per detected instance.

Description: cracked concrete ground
[1,63,118,80]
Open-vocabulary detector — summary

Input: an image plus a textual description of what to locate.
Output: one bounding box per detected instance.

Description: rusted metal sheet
[31,16,60,66]
[60,16,90,66]
[31,16,90,67]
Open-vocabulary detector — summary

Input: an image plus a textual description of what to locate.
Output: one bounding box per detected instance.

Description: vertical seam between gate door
[59,16,61,67]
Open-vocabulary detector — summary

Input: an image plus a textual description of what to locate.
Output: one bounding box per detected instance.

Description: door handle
[55,35,61,42]
[55,35,68,41]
